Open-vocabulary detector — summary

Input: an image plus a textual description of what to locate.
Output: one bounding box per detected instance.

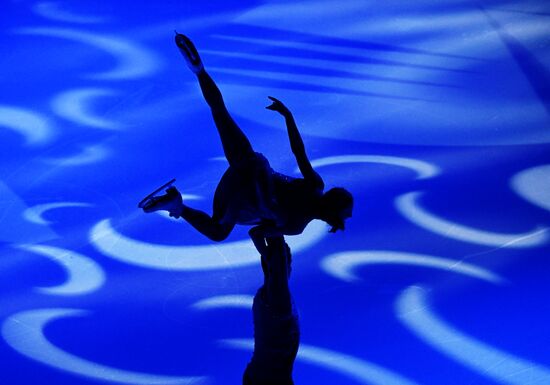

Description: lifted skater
[141,33,353,255]
[243,235,299,385]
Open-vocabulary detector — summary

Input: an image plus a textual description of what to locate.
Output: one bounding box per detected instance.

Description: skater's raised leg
[179,205,234,242]
[175,33,255,167]
[142,185,234,242]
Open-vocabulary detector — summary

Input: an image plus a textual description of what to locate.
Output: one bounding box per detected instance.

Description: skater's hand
[266,96,291,117]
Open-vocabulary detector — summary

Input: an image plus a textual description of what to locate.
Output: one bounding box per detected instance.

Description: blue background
[1,0,550,384]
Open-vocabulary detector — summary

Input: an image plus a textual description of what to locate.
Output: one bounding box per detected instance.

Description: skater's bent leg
[196,70,254,166]
[180,204,234,242]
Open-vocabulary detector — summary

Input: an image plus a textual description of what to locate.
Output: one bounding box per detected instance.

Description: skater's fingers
[267,96,281,103]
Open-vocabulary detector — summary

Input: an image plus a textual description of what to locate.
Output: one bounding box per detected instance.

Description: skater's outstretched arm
[266,97,324,188]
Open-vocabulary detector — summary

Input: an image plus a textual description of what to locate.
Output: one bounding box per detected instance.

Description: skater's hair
[322,187,354,213]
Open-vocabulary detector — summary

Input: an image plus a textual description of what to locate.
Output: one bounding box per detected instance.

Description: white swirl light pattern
[23,202,92,226]
[16,244,105,296]
[89,218,327,270]
[15,27,161,80]
[510,164,550,213]
[51,88,120,129]
[2,309,206,385]
[396,191,548,248]
[396,286,550,385]
[192,295,254,310]
[307,155,440,179]
[321,251,504,284]
[221,339,421,385]
[0,105,53,146]
[33,1,109,24]
[0,180,57,243]
[43,144,108,166]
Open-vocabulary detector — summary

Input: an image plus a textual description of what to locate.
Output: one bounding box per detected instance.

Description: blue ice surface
[1,0,550,384]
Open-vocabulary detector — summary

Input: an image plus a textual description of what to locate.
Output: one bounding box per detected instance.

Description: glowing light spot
[16,244,104,296]
[23,202,92,226]
[307,155,440,179]
[396,286,550,385]
[16,27,161,80]
[321,250,503,284]
[44,144,108,166]
[396,191,548,248]
[511,164,550,213]
[51,88,120,129]
[2,309,206,385]
[0,105,53,146]
[33,2,109,24]
[192,295,253,310]
[90,219,327,270]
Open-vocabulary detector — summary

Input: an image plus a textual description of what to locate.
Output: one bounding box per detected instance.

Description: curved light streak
[192,295,253,310]
[15,244,104,296]
[0,105,52,146]
[2,309,206,385]
[44,144,108,166]
[23,202,92,226]
[321,251,503,284]
[51,88,120,129]
[90,219,327,270]
[221,339,420,385]
[396,286,550,385]
[396,191,548,248]
[33,2,108,24]
[16,27,160,80]
[511,165,550,213]
[306,155,440,179]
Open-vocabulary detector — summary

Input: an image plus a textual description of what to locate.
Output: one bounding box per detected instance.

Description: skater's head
[320,187,353,233]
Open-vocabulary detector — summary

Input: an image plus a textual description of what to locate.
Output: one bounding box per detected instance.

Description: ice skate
[139,179,183,218]
[175,32,204,74]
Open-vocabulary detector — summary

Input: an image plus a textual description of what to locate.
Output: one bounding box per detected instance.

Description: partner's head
[320,187,353,233]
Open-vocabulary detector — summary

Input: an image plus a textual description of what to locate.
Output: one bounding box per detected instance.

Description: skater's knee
[208,223,233,242]
[209,232,228,242]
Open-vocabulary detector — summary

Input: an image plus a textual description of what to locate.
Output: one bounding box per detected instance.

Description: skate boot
[139,179,183,218]
[175,32,204,74]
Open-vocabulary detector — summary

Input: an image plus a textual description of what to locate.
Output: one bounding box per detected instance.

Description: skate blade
[138,178,176,208]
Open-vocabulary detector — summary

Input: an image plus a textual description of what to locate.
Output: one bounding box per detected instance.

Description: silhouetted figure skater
[141,33,353,255]
[244,235,299,385]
